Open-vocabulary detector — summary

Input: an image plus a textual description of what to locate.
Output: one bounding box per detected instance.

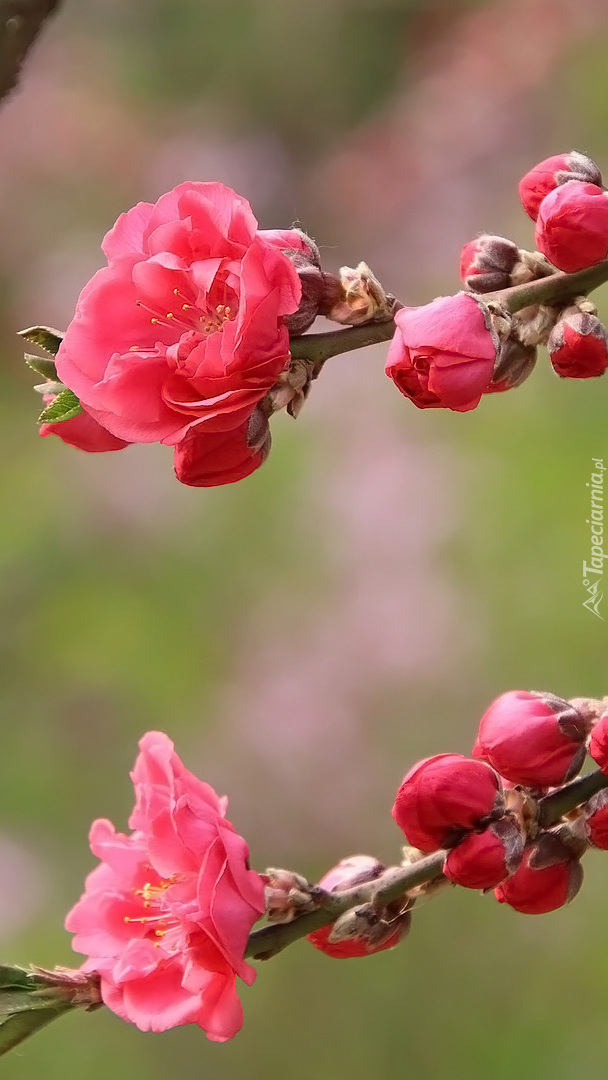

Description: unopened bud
[460,235,520,292]
[278,233,343,337]
[392,753,503,853]
[308,906,411,960]
[535,181,608,272]
[327,262,392,326]
[519,151,603,221]
[473,689,592,788]
[312,854,386,893]
[263,868,320,922]
[444,816,525,890]
[494,832,583,914]
[548,305,608,379]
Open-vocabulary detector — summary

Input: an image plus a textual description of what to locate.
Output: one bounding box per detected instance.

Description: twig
[245,767,608,960]
[288,260,608,366]
[0,0,62,104]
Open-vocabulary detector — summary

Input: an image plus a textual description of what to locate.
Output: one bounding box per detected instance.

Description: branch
[287,259,608,365]
[0,0,62,104]
[288,316,397,367]
[492,259,608,314]
[245,767,608,960]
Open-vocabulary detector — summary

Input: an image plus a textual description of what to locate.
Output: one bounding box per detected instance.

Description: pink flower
[535,181,608,272]
[173,418,270,487]
[392,753,502,853]
[443,818,524,890]
[41,405,129,452]
[385,294,499,412]
[518,151,602,221]
[548,308,608,379]
[472,690,591,788]
[494,834,583,915]
[65,732,265,1041]
[54,182,305,484]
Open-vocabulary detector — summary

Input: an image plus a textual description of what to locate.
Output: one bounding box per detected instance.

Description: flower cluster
[27,150,608,488]
[64,689,608,1039]
[385,149,608,413]
[392,689,602,913]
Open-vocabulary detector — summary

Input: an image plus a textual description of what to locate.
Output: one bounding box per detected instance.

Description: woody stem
[288,259,608,367]
[245,766,608,961]
[0,0,62,103]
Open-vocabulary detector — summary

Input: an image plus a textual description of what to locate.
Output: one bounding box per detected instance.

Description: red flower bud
[306,856,409,959]
[444,817,525,890]
[519,151,602,221]
[307,912,410,960]
[459,235,520,292]
[494,833,583,914]
[582,789,608,849]
[312,854,385,894]
[472,690,591,788]
[535,181,608,272]
[589,713,608,774]
[385,293,502,413]
[548,308,608,379]
[392,753,502,853]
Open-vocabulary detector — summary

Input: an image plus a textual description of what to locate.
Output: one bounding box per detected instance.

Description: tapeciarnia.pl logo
[582,457,606,620]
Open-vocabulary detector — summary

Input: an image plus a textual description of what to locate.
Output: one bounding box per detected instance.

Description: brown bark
[0,0,62,104]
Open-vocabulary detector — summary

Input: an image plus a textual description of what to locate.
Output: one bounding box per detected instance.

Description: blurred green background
[2,0,608,1076]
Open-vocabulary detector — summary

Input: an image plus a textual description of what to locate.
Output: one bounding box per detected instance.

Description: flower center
[124,875,182,942]
[135,284,237,340]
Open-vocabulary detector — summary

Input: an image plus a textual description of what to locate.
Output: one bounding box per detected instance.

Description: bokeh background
[2,0,608,1076]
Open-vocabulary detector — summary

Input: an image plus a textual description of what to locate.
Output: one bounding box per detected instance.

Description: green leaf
[0,964,35,990]
[0,1003,72,1057]
[38,389,83,424]
[18,326,65,356]
[0,967,73,1057]
[24,353,59,380]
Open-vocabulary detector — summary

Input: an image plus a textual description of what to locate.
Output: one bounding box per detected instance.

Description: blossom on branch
[392,753,503,852]
[494,833,584,915]
[534,181,608,273]
[547,305,608,379]
[459,234,520,292]
[385,293,503,412]
[65,732,265,1041]
[443,818,524,890]
[518,151,603,222]
[306,856,410,959]
[472,690,592,788]
[47,182,309,486]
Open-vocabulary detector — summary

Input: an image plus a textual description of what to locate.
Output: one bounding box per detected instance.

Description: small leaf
[25,354,59,380]
[0,965,37,991]
[34,381,65,397]
[38,389,83,424]
[0,1003,72,1057]
[18,326,65,356]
